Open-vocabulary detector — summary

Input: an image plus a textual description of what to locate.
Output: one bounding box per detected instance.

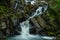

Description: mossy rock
[0,36,7,40]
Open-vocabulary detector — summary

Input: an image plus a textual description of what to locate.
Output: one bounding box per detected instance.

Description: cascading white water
[20,6,48,38]
[7,1,55,40]
[20,20,30,39]
[25,0,36,5]
[14,3,18,9]
[28,5,48,20]
[28,6,44,19]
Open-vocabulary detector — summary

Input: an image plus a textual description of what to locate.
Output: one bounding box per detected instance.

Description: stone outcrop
[0,0,60,40]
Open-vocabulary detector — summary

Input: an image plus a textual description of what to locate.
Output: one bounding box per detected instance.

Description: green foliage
[0,6,9,17]
[45,0,60,37]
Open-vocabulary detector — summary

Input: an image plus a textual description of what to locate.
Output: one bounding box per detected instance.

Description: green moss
[47,32,55,36]
[0,6,9,17]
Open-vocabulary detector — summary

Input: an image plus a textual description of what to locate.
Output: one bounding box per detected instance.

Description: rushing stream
[7,20,55,40]
[7,0,55,40]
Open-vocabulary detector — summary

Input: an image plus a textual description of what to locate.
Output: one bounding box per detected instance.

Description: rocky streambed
[0,0,60,40]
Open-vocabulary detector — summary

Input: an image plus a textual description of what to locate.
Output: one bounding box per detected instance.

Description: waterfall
[12,0,19,9]
[20,20,30,39]
[19,5,48,38]
[28,5,47,20]
[14,3,18,9]
[7,1,55,40]
[25,0,36,5]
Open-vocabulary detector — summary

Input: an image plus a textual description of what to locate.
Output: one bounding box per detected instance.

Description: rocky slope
[0,0,60,40]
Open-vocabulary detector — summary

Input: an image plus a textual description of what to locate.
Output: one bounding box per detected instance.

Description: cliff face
[0,0,60,39]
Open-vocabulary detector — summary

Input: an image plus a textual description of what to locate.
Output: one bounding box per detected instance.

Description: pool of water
[7,35,54,40]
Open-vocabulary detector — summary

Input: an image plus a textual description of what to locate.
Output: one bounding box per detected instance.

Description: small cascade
[12,0,19,9]
[25,0,36,5]
[28,5,47,20]
[20,20,30,39]
[7,0,55,40]
[12,0,20,9]
[18,5,48,39]
[14,2,18,9]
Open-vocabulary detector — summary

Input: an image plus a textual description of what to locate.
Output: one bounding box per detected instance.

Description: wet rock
[37,29,47,36]
[0,31,3,36]
[0,36,7,40]
[1,0,59,37]
[29,27,37,35]
[30,18,41,28]
[0,22,6,29]
[14,30,21,35]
